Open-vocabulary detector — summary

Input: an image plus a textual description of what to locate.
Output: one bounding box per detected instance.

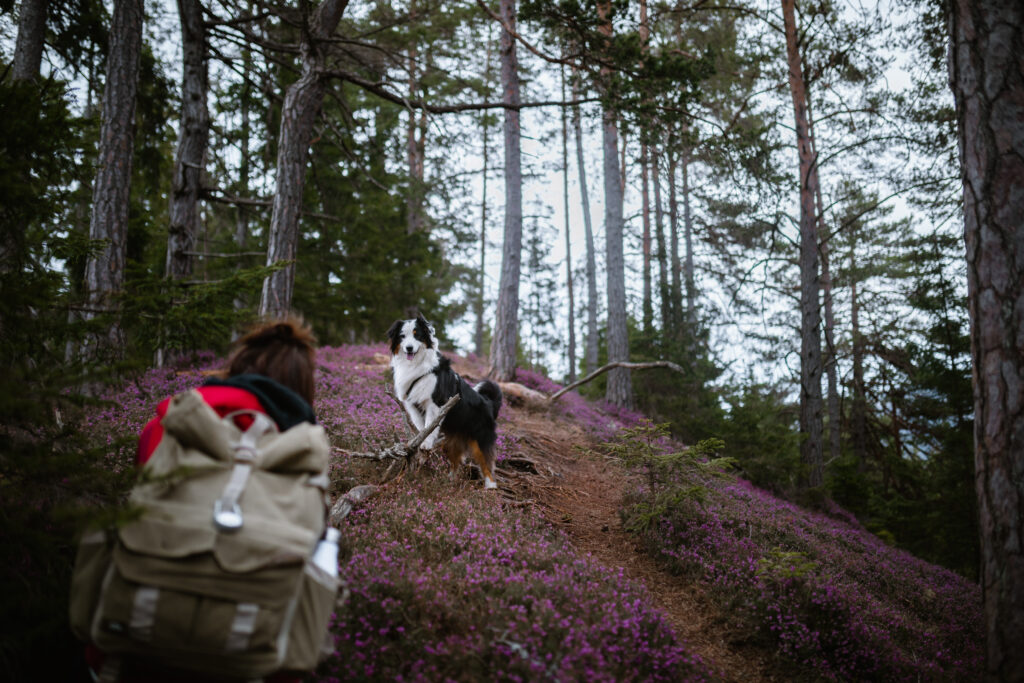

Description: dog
[386,314,503,490]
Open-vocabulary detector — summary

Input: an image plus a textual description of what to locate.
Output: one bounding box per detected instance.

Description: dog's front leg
[419,403,442,450]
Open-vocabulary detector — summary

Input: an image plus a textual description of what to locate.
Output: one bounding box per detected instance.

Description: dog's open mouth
[406,352,416,360]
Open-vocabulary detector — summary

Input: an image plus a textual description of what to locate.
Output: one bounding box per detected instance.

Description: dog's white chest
[393,354,438,409]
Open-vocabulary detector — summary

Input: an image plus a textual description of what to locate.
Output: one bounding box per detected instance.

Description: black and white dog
[386,314,503,489]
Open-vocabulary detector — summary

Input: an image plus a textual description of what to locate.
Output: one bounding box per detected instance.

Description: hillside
[76,345,983,682]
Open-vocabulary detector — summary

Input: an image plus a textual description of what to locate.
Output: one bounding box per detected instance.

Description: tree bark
[782,0,824,489]
[572,69,599,375]
[949,1,1024,678]
[599,1,631,407]
[166,0,209,281]
[561,63,577,383]
[13,0,48,81]
[82,0,143,356]
[488,0,522,382]
[260,0,349,319]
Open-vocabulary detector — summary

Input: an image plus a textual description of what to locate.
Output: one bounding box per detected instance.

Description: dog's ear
[385,320,403,350]
[416,312,430,326]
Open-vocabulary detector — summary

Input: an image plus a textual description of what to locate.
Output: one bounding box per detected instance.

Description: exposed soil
[494,401,781,682]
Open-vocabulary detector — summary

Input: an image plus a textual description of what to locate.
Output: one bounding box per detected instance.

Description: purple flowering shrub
[321,483,710,683]
[617,425,983,681]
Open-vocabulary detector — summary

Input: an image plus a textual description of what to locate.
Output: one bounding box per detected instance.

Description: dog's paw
[483,478,498,490]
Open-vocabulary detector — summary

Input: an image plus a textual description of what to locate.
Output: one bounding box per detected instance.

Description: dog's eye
[413,330,420,338]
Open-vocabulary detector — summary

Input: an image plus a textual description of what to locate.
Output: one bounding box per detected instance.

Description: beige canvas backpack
[69,389,339,680]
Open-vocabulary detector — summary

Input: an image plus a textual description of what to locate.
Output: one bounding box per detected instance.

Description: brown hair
[227,317,317,404]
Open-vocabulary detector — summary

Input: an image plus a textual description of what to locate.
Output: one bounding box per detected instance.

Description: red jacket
[88,383,308,683]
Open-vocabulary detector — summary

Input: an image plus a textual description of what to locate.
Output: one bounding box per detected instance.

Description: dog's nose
[405,345,414,353]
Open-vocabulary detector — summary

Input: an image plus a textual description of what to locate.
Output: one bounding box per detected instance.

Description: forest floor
[493,396,780,682]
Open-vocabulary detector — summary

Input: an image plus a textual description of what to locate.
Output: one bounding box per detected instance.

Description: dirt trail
[496,408,778,682]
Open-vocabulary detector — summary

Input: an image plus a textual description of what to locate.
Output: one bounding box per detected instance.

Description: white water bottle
[312,527,340,578]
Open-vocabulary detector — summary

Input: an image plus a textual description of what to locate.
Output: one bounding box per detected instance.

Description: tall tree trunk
[599,1,631,407]
[13,0,48,81]
[572,69,599,374]
[166,0,209,281]
[82,0,143,357]
[406,38,427,235]
[259,0,349,319]
[475,109,489,357]
[652,147,670,330]
[641,146,653,333]
[561,63,577,382]
[782,0,824,489]
[667,146,681,333]
[850,246,868,471]
[809,101,840,467]
[234,25,252,319]
[488,0,522,382]
[681,149,696,325]
[639,0,652,333]
[949,1,1024,678]
[475,32,493,358]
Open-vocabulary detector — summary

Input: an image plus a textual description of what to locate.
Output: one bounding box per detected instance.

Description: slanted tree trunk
[572,69,599,374]
[599,1,631,407]
[260,0,349,318]
[13,0,48,81]
[652,147,670,330]
[560,63,577,382]
[82,0,143,357]
[166,0,209,281]
[949,1,1024,678]
[488,0,522,382]
[782,0,824,489]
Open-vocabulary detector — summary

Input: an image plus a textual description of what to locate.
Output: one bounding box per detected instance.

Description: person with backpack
[74,318,338,683]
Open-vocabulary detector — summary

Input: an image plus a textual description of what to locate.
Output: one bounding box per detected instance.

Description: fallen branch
[334,393,460,461]
[329,484,378,525]
[327,394,461,524]
[547,361,686,401]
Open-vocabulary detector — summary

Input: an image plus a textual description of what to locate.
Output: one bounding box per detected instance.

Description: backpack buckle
[214,498,245,532]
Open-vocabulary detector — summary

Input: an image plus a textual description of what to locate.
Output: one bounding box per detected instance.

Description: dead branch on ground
[327,394,461,525]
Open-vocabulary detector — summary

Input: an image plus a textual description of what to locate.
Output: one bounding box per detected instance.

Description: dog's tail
[474,380,503,419]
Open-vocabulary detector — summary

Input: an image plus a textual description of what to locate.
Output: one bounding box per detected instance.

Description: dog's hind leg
[467,439,498,490]
[441,437,465,480]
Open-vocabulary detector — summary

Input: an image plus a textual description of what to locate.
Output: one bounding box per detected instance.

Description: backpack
[69,389,339,680]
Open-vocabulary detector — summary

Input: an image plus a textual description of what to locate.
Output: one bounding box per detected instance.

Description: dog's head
[386,313,436,361]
